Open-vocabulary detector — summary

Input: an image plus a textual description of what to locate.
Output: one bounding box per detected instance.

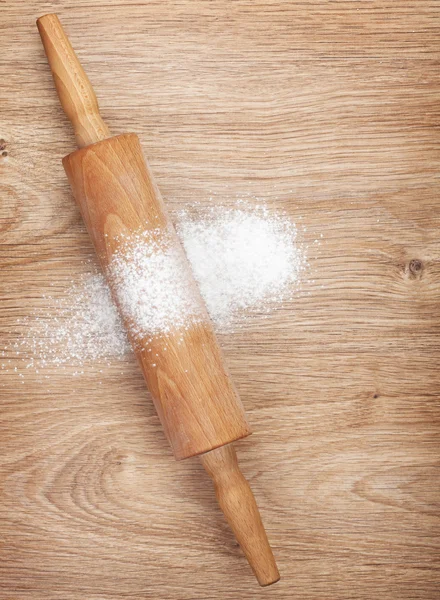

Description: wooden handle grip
[37,14,110,148]
[201,445,280,586]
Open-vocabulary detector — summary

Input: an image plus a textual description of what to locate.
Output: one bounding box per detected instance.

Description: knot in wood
[408,259,424,279]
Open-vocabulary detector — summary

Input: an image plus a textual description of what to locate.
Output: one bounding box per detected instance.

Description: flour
[176,203,305,329]
[7,273,130,369]
[108,228,205,340]
[6,202,307,371]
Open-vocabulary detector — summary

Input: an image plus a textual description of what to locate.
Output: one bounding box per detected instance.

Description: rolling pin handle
[200,444,280,586]
[37,14,110,148]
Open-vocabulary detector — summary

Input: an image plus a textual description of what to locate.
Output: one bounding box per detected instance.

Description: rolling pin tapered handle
[37,14,110,148]
[201,445,280,586]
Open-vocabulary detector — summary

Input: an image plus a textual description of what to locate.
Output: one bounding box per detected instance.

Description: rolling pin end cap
[36,14,56,27]
[259,570,280,587]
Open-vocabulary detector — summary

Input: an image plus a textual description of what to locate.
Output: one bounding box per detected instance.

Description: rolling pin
[37,14,279,586]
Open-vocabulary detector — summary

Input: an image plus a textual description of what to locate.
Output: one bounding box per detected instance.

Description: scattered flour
[6,273,130,369]
[4,203,307,372]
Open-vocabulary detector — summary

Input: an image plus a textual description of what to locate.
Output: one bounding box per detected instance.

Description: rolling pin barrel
[62,132,251,460]
[37,13,279,586]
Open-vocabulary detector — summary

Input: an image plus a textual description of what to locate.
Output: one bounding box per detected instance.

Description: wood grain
[1,1,440,598]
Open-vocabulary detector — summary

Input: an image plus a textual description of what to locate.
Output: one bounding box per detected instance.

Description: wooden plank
[1,1,439,598]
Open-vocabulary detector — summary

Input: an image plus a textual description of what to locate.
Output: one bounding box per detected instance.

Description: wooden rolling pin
[37,14,279,586]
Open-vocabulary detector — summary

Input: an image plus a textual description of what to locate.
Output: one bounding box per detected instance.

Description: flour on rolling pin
[108,227,205,341]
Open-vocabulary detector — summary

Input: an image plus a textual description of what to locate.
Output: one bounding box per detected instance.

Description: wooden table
[1,2,439,598]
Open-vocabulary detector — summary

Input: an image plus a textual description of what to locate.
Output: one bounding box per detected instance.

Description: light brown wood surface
[1,1,440,598]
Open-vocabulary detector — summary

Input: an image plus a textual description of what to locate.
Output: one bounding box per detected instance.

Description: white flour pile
[6,203,306,370]
[175,204,305,329]
[108,228,204,340]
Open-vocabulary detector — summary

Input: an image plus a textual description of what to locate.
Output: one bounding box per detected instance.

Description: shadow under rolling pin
[36,13,280,586]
